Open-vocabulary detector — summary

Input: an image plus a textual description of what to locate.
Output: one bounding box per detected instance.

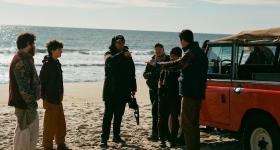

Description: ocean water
[0,25,227,84]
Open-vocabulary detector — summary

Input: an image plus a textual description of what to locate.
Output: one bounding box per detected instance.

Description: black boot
[99,139,108,148]
[147,134,159,142]
[113,136,125,143]
[160,141,167,148]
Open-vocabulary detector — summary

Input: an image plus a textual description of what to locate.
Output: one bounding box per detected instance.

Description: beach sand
[0,79,240,150]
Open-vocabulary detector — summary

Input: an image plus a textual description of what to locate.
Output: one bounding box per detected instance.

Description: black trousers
[158,95,181,142]
[101,100,127,141]
[149,89,159,136]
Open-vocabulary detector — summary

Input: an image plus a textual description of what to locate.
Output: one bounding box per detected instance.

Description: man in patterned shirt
[8,32,41,150]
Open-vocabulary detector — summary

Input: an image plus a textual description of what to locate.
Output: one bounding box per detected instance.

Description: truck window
[237,45,280,81]
[207,46,232,79]
[238,46,276,65]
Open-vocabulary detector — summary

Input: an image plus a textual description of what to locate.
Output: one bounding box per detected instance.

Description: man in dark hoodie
[147,30,208,150]
[158,47,182,148]
[40,40,71,150]
[100,35,137,147]
[143,43,170,141]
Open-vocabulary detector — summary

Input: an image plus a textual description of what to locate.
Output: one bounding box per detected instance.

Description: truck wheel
[242,114,280,150]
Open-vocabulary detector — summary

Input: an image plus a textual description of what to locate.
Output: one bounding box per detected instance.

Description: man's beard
[28,47,35,56]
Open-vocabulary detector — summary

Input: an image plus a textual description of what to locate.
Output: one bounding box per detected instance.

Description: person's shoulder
[105,50,113,57]
[104,51,114,62]
[105,51,111,55]
[165,55,170,61]
[42,56,56,69]
[13,52,24,63]
[42,56,51,64]
[189,43,203,54]
[11,53,21,64]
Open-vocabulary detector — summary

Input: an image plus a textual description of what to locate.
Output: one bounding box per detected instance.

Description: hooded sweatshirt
[39,55,64,104]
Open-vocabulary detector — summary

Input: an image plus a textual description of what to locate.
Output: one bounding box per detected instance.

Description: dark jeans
[101,100,127,141]
[149,89,159,136]
[158,95,181,143]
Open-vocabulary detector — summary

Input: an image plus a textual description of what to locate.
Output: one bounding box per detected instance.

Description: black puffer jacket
[39,56,64,104]
[103,47,137,102]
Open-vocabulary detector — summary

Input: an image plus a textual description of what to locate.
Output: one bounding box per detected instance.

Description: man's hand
[145,59,156,66]
[124,51,132,58]
[155,55,161,61]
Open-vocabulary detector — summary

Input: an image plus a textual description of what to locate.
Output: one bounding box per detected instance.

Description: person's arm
[159,50,195,69]
[158,69,165,87]
[39,62,49,100]
[104,51,125,67]
[143,64,153,80]
[14,60,36,103]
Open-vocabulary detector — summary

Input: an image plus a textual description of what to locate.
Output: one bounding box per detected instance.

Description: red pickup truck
[200,28,280,150]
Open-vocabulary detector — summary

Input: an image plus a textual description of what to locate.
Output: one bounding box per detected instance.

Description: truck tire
[242,113,280,150]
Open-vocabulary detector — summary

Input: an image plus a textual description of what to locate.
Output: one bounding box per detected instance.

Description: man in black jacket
[143,43,170,141]
[158,47,182,148]
[101,35,137,147]
[40,40,71,150]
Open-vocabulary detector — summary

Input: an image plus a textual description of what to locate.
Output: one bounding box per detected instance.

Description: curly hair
[46,40,64,56]
[16,32,36,50]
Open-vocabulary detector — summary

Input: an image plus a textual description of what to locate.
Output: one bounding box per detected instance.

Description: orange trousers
[43,100,66,149]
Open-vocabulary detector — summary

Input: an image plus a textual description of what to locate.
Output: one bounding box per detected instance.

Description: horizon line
[0,23,232,35]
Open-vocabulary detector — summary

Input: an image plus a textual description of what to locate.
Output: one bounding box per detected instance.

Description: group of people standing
[9,33,70,150]
[143,29,208,150]
[8,29,208,150]
[99,29,208,150]
[143,44,182,148]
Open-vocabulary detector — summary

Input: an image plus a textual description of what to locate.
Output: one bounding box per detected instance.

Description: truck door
[202,45,232,125]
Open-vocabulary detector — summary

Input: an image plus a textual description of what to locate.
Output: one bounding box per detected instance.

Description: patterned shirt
[13,51,41,130]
